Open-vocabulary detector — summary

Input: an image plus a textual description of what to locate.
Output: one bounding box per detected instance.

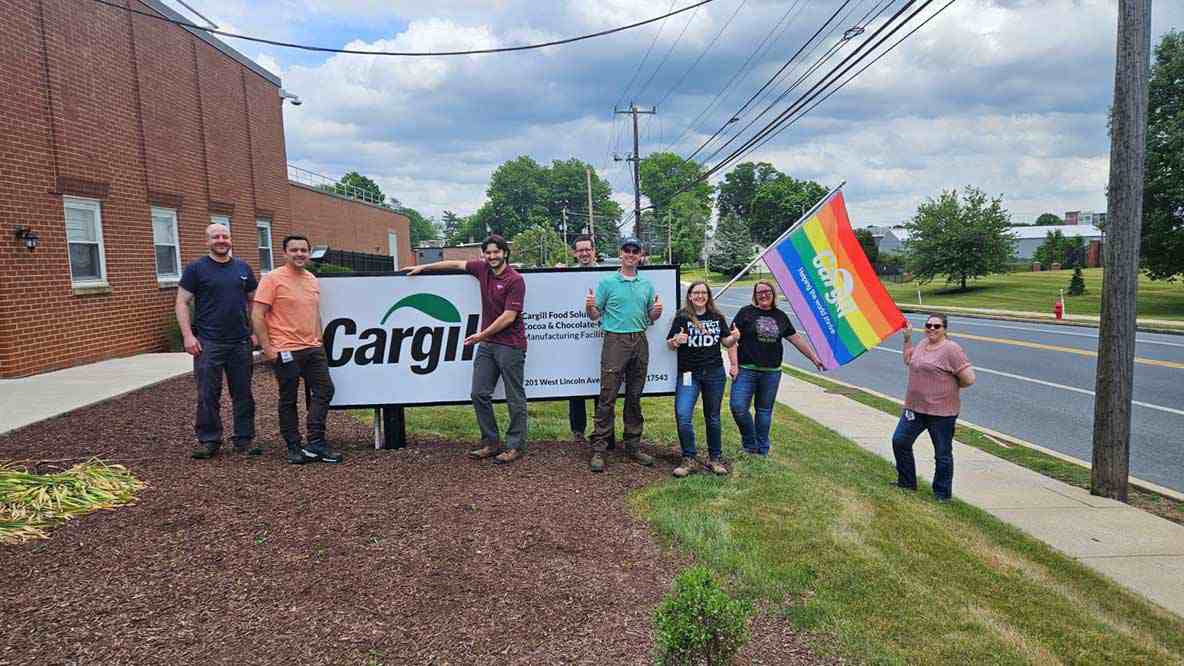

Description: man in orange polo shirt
[252,234,343,464]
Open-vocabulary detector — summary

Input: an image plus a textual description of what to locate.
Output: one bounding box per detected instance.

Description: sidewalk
[898,303,1184,334]
[775,373,1184,618]
[0,353,193,436]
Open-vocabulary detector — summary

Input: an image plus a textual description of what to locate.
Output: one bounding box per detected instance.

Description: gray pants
[471,342,527,451]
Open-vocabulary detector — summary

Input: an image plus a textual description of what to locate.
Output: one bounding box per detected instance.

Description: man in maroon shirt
[404,235,528,463]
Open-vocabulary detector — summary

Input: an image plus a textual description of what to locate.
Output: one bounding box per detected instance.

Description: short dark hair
[572,234,594,249]
[282,234,310,251]
[481,234,510,257]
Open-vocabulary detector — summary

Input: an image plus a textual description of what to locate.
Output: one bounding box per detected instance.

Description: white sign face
[318,266,680,407]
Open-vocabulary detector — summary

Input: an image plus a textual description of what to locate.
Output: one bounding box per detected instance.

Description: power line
[88,0,718,56]
[663,0,807,152]
[632,0,704,102]
[692,0,884,163]
[684,0,857,162]
[614,0,680,109]
[703,0,936,177]
[655,0,749,110]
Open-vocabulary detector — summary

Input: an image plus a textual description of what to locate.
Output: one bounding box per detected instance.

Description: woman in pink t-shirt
[891,313,976,501]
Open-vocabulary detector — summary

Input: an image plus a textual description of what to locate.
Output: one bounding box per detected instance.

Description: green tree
[1034,230,1066,267]
[511,224,566,267]
[659,192,710,265]
[441,210,463,242]
[639,152,713,214]
[484,156,550,239]
[396,207,438,246]
[337,171,393,206]
[1064,235,1087,267]
[1034,212,1064,226]
[716,161,782,222]
[904,187,1017,291]
[708,215,755,277]
[544,159,623,230]
[1142,30,1184,281]
[854,227,879,264]
[749,176,828,246]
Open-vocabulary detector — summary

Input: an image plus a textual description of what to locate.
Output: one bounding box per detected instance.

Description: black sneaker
[191,442,220,459]
[233,439,263,456]
[286,444,308,465]
[302,441,344,464]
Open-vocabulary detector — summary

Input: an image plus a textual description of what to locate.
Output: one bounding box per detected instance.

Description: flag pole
[716,180,846,298]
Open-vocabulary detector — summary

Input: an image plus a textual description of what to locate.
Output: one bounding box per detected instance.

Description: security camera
[280,89,302,106]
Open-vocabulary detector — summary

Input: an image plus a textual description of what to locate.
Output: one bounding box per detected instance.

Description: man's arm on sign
[465,310,517,346]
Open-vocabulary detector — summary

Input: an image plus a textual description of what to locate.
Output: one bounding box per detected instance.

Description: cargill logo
[324,293,479,374]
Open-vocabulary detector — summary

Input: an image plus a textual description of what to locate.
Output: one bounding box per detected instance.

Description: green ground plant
[654,565,752,665]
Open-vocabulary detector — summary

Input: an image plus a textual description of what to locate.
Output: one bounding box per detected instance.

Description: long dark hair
[679,281,722,333]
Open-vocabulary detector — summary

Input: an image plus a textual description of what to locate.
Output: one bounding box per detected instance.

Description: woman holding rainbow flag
[892,313,976,501]
[727,280,826,456]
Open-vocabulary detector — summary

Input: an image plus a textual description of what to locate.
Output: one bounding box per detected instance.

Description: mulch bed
[0,371,836,665]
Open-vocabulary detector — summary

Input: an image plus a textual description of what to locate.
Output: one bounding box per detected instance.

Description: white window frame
[152,207,182,283]
[64,196,107,286]
[256,218,273,272]
[210,214,230,232]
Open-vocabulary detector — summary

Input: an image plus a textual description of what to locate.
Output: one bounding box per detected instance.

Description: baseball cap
[619,237,643,251]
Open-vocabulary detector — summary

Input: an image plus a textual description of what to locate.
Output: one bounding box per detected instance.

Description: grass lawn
[681,266,776,289]
[779,365,1184,528]
[381,394,1184,664]
[882,268,1184,321]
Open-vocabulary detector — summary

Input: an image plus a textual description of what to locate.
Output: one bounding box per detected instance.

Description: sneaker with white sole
[302,441,343,464]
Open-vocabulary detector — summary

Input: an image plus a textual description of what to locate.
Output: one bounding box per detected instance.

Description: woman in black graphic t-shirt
[666,281,739,477]
[727,280,825,456]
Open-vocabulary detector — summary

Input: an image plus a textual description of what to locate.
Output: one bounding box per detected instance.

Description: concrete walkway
[774,373,1184,618]
[0,353,193,436]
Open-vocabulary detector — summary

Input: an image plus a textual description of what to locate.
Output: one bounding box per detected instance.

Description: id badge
[682,371,692,386]
[280,351,293,363]
[903,409,915,421]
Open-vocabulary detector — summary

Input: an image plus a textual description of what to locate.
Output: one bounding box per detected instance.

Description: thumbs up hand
[585,288,595,310]
[649,294,663,321]
[730,323,741,340]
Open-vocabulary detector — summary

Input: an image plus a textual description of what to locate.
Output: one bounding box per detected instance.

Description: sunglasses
[925,323,944,330]
[620,247,641,255]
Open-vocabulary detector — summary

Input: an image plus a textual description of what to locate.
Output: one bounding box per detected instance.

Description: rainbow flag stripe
[762,190,907,370]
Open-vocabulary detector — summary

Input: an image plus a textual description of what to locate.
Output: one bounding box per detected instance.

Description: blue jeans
[729,368,781,455]
[891,410,957,499]
[675,365,726,459]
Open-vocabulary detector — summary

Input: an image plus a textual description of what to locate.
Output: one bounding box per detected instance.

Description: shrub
[1067,265,1087,296]
[308,261,352,275]
[654,566,752,666]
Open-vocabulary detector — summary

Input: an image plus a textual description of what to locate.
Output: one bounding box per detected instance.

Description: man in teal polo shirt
[583,237,663,472]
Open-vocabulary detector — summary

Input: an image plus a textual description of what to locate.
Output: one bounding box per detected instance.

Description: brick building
[0,0,409,378]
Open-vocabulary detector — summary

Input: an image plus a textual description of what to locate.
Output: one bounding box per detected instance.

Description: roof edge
[139,0,282,87]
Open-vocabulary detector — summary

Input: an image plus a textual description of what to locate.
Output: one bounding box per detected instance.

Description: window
[152,207,181,280]
[64,197,106,284]
[256,219,273,271]
[210,214,230,232]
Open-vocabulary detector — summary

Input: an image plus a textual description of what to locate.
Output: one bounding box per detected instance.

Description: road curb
[780,364,1184,504]
[898,304,1184,336]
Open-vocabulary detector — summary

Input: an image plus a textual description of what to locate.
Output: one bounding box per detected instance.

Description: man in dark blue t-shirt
[177,222,259,459]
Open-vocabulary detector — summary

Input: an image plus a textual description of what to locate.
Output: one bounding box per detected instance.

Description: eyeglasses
[925,323,944,330]
[690,290,709,296]
[755,290,774,296]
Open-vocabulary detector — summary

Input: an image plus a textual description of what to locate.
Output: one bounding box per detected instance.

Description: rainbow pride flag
[762,190,907,370]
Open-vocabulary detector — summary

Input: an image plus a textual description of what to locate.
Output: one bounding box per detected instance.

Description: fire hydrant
[1054,299,1064,320]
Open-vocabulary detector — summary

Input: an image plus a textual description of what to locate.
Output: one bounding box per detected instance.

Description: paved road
[712,289,1184,493]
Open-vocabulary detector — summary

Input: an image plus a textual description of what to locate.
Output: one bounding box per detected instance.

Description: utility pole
[561,208,569,249]
[1091,0,1152,501]
[585,167,596,250]
[666,209,673,264]
[615,103,656,238]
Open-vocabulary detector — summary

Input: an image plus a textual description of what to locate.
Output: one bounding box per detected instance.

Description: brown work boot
[672,457,698,478]
[705,457,729,476]
[468,440,502,460]
[589,452,605,473]
[626,447,655,467]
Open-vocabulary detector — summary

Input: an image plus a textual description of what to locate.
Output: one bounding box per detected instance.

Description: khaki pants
[591,331,649,453]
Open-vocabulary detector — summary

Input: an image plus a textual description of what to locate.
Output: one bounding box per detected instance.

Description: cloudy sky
[161,0,1183,228]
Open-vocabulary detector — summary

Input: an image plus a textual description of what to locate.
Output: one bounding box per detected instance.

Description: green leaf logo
[380,293,461,325]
